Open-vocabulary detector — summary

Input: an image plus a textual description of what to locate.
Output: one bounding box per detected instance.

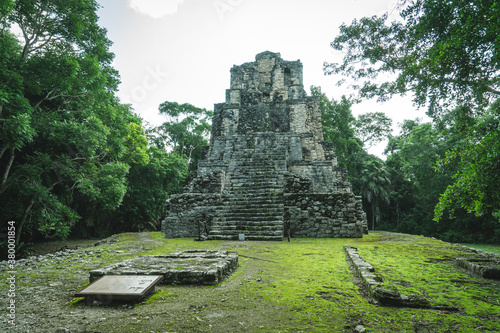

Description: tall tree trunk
[371,202,375,231]
[0,146,7,160]
[16,197,36,245]
[0,148,15,194]
[396,201,400,229]
[15,180,61,245]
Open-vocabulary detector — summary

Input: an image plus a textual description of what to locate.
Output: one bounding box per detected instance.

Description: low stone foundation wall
[455,257,500,279]
[344,245,431,308]
[89,250,239,285]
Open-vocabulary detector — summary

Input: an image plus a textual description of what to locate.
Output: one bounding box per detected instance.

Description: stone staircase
[208,139,286,241]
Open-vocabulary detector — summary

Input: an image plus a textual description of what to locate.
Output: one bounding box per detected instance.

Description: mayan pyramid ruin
[162,51,367,240]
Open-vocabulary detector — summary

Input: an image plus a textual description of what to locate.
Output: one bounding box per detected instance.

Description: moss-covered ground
[1,231,499,332]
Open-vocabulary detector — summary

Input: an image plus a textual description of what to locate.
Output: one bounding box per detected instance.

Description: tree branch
[0,148,15,194]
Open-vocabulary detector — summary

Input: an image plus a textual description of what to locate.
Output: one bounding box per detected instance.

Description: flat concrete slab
[75,275,163,302]
[89,250,238,285]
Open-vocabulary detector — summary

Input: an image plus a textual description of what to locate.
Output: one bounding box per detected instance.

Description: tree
[380,117,499,243]
[153,101,212,173]
[435,101,500,222]
[354,112,392,148]
[310,86,367,189]
[325,0,500,228]
[0,0,136,245]
[113,147,188,233]
[384,120,454,234]
[360,158,391,230]
[325,0,500,116]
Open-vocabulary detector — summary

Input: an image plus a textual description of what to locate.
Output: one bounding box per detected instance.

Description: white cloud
[127,0,185,18]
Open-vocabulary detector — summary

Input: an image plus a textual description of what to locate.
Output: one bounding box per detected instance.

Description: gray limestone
[455,257,500,279]
[162,51,368,240]
[89,250,238,285]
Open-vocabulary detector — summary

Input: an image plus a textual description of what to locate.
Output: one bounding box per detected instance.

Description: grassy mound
[1,231,499,332]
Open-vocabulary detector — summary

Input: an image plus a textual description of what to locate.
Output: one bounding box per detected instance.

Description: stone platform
[89,250,238,285]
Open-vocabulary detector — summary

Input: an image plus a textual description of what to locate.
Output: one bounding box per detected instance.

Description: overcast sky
[96,0,430,157]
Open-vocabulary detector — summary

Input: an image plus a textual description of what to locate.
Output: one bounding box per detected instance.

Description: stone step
[212,216,284,224]
[230,197,283,202]
[221,205,283,211]
[222,197,282,202]
[218,209,283,215]
[229,189,281,194]
[229,192,281,196]
[233,168,282,172]
[224,194,283,200]
[229,179,279,184]
[208,234,283,241]
[230,175,280,180]
[229,175,279,180]
[218,207,283,214]
[209,228,283,236]
[212,217,283,223]
[211,223,283,230]
[229,182,279,188]
[218,206,283,212]
[237,155,287,160]
[235,164,284,168]
[228,195,282,201]
[215,217,283,224]
[220,205,282,211]
[237,152,287,158]
[231,170,279,175]
[209,233,283,240]
[210,225,282,232]
[205,151,286,241]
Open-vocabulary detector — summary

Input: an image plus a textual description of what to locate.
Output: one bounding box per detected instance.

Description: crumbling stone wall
[162,193,221,238]
[285,194,363,238]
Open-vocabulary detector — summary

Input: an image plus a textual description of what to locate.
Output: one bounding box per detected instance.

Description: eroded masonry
[162,51,367,240]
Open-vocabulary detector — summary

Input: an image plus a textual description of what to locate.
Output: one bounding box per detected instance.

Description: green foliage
[435,100,500,222]
[354,112,392,148]
[0,0,189,245]
[360,158,391,230]
[380,118,500,243]
[326,0,500,242]
[113,149,188,232]
[325,0,500,115]
[123,122,150,165]
[154,101,212,172]
[310,86,369,191]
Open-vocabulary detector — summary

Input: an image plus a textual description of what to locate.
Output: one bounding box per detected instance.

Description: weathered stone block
[455,257,500,279]
[89,250,238,285]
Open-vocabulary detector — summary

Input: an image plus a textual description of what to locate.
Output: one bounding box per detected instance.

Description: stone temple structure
[162,51,367,240]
